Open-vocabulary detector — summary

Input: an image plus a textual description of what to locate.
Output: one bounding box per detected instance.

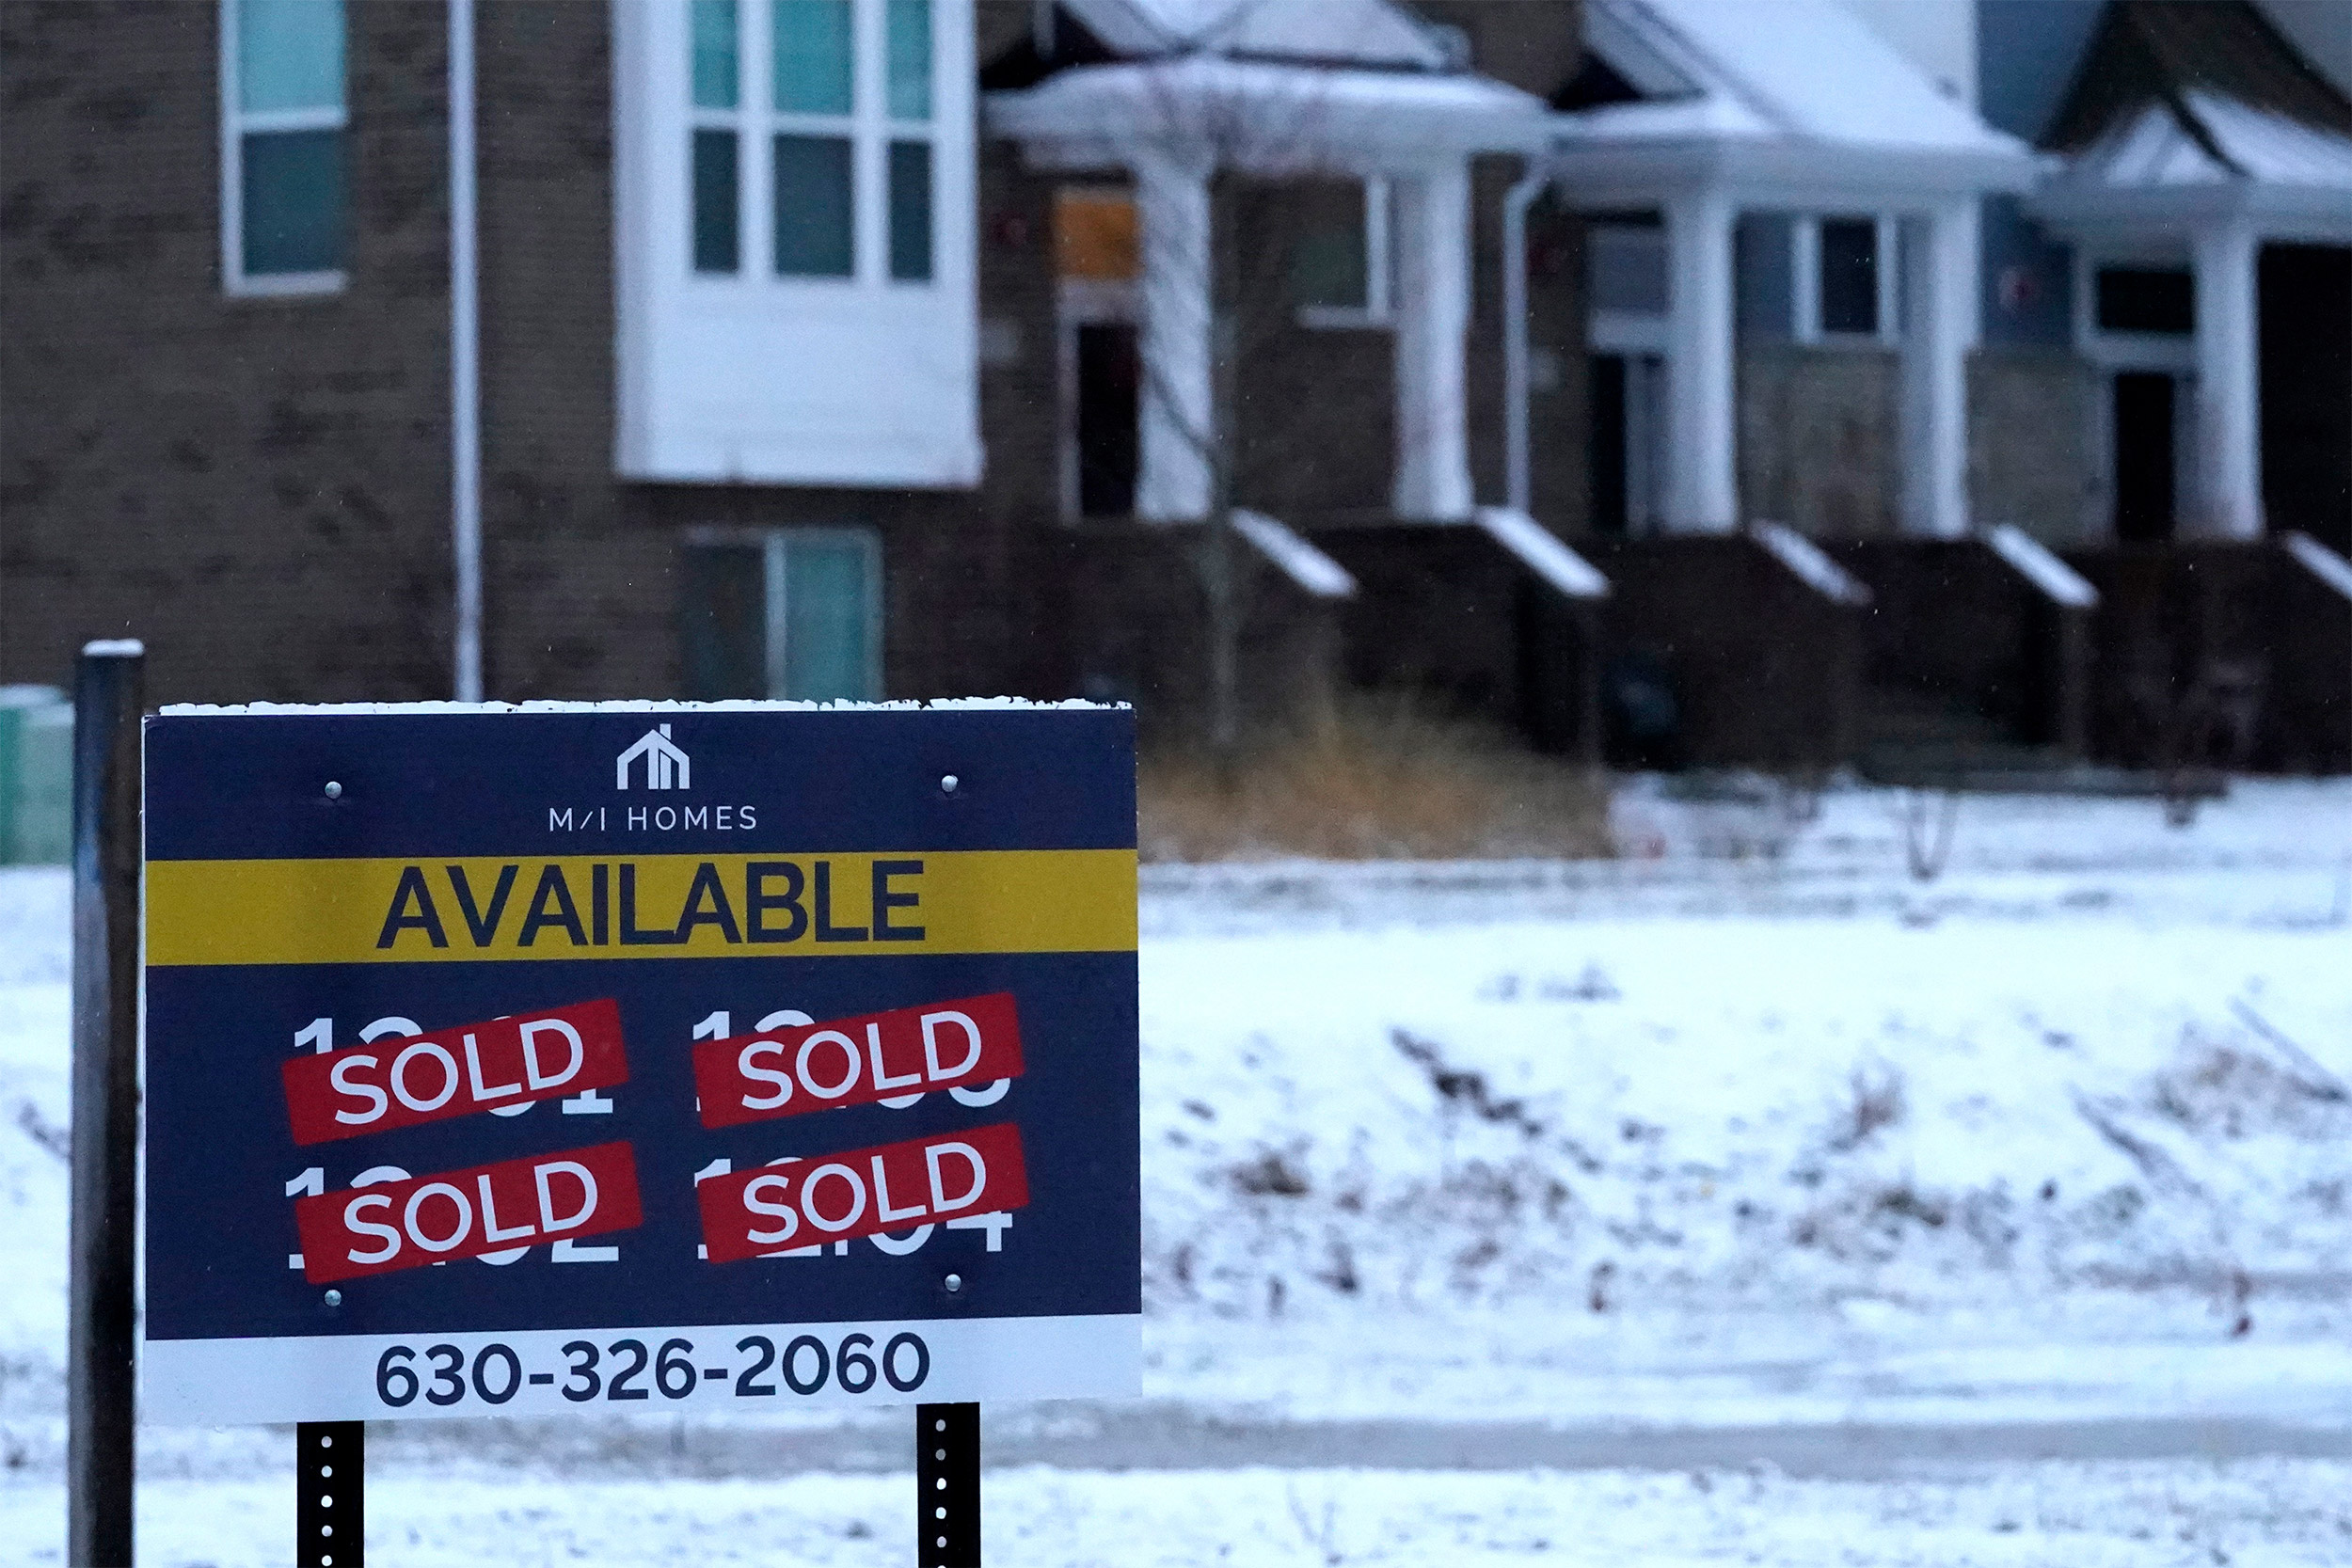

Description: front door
[2112,371,2177,542]
[1075,321,1139,517]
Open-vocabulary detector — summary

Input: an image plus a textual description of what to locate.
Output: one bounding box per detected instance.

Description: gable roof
[1566,0,2024,156]
[2044,0,2352,160]
[1056,0,1451,71]
[984,0,1547,167]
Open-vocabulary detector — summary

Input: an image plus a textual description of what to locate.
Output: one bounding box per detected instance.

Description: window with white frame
[221,0,347,293]
[679,529,883,701]
[686,0,936,283]
[1292,177,1393,326]
[1792,215,1897,342]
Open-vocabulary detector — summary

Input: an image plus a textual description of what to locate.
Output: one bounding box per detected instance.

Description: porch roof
[2029,0,2352,244]
[987,54,1549,171]
[1547,0,2035,206]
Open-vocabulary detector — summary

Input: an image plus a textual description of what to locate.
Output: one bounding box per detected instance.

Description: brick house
[0,0,1599,736]
[4,0,2346,773]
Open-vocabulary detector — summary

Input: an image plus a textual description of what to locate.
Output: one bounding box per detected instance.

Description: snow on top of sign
[156,697,1129,717]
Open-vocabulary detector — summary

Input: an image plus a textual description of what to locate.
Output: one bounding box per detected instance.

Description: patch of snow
[1476,507,1609,601]
[1235,511,1357,600]
[1988,525,2098,609]
[2285,532,2352,602]
[1750,522,1872,606]
[6,1457,2351,1565]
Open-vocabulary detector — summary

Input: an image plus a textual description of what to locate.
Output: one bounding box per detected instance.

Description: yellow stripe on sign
[145,850,1137,966]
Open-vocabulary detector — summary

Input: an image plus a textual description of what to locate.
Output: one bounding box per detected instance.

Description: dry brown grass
[1137,697,1613,863]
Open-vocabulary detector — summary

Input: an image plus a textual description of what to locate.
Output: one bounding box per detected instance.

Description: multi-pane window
[222,0,347,291]
[680,531,883,701]
[689,0,934,283]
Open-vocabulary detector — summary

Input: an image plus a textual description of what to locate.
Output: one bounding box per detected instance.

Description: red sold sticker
[281,999,628,1146]
[293,1141,643,1284]
[691,992,1023,1129]
[696,1122,1029,1263]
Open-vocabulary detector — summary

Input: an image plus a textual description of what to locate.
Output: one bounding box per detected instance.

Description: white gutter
[1501,160,1553,515]
[450,0,485,703]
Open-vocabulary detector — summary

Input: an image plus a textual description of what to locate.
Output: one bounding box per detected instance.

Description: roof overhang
[986,56,1549,174]
[2028,177,2352,246]
[1540,129,2040,211]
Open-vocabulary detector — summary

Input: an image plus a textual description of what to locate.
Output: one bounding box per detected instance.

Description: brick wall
[1,0,457,703]
[3,0,1587,716]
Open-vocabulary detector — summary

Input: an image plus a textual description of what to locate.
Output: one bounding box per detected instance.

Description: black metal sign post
[919,1402,981,1567]
[295,1420,364,1566]
[68,640,144,1568]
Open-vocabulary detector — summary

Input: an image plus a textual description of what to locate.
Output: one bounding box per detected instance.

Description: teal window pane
[1292,185,1369,309]
[237,0,344,113]
[691,0,739,108]
[782,539,876,701]
[773,0,852,115]
[692,129,739,272]
[887,0,931,121]
[242,129,344,274]
[774,135,852,277]
[888,139,931,282]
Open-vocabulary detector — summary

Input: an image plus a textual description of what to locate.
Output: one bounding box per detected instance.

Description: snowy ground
[5,780,2352,1560]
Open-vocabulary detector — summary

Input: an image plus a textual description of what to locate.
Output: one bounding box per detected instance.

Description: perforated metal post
[296,1421,364,1566]
[918,1402,980,1567]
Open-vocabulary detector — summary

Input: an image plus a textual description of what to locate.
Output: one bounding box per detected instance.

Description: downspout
[450,0,485,702]
[1502,159,1553,515]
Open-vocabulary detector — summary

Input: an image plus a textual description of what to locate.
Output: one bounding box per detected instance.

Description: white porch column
[1391,159,1473,520]
[1898,198,1979,538]
[2191,222,2264,539]
[1663,186,1738,532]
[1136,151,1213,521]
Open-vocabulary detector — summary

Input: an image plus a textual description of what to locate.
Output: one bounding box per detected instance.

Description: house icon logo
[616,723,690,790]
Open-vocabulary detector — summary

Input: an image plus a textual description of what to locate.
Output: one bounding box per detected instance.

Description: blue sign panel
[141,704,1138,1424]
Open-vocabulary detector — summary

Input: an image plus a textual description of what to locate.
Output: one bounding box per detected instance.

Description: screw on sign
[138,705,1140,1563]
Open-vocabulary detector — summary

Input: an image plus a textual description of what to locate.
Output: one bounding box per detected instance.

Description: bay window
[616,0,978,484]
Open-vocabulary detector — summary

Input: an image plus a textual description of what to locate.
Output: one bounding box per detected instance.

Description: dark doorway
[2261,244,2352,553]
[1075,322,1138,516]
[2112,372,2176,542]
[1590,353,1629,535]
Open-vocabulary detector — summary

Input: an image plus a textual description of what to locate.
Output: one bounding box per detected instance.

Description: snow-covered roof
[990,54,1549,170]
[2069,89,2352,188]
[2029,0,2352,239]
[2032,92,2352,240]
[1549,0,2035,201]
[1058,0,1449,71]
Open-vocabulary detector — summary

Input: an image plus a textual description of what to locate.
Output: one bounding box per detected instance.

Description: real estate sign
[140,704,1139,1425]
